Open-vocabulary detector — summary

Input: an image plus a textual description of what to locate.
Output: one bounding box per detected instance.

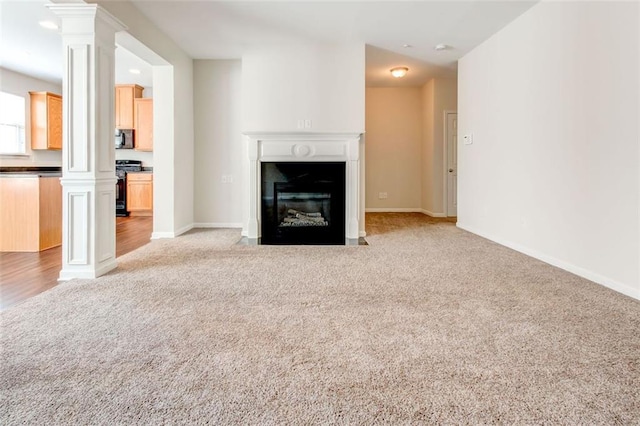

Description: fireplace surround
[243,133,364,244]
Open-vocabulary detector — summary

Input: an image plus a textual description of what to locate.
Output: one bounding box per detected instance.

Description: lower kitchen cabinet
[0,176,62,252]
[126,172,153,216]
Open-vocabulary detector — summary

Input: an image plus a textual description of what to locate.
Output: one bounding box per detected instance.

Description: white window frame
[0,91,27,156]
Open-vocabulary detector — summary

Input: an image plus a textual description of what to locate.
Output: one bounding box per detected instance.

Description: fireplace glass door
[261,162,345,245]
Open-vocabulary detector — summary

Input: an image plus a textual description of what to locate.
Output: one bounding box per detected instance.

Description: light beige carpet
[1,213,639,424]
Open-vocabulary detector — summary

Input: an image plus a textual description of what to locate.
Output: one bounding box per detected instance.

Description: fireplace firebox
[261,162,345,245]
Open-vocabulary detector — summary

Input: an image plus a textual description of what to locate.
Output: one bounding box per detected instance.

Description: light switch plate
[463,134,473,145]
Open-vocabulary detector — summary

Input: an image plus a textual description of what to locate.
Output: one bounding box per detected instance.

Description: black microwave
[115,129,134,149]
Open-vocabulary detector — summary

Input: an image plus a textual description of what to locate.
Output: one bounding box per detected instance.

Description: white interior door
[446,113,458,216]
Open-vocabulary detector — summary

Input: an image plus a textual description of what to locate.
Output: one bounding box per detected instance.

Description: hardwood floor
[0,216,152,311]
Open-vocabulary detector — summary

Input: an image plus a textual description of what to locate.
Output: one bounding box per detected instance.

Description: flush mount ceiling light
[402,44,413,48]
[39,21,58,30]
[434,43,449,51]
[390,67,409,78]
[129,69,141,75]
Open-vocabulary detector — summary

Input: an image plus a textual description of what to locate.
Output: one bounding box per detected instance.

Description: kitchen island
[0,171,62,252]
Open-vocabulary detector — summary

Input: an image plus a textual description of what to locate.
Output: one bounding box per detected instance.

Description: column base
[58,258,118,281]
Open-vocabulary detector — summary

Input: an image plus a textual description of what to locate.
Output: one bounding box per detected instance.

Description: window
[0,91,26,155]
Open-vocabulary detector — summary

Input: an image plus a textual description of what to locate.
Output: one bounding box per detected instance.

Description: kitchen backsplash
[114,149,153,167]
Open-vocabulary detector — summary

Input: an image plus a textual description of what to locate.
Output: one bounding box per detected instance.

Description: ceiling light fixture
[129,69,141,75]
[434,44,449,51]
[39,21,58,30]
[402,44,413,48]
[390,67,409,78]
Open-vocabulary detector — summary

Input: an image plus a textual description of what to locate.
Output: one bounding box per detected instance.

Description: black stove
[115,160,142,216]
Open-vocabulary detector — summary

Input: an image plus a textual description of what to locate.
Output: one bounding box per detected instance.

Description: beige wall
[458,1,639,299]
[193,60,243,227]
[242,43,365,133]
[365,87,423,210]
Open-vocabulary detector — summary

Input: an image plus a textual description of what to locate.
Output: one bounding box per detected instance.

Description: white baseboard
[194,222,243,229]
[457,222,640,301]
[420,209,446,218]
[364,208,449,218]
[365,208,423,213]
[151,223,194,240]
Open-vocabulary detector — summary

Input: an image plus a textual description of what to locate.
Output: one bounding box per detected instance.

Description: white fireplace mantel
[243,132,364,241]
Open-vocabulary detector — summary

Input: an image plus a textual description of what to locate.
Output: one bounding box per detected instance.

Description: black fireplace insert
[261,162,345,245]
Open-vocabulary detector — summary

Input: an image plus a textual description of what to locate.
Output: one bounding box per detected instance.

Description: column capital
[47,3,127,34]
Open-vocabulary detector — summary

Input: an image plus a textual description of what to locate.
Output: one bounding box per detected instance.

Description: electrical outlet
[378,192,388,199]
[227,175,233,184]
[304,119,312,129]
[297,120,304,129]
[221,175,228,184]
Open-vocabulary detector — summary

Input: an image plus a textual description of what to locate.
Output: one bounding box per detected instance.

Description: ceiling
[0,0,153,87]
[1,0,538,87]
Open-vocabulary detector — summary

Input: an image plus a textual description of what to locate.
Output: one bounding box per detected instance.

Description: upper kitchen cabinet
[115,84,143,129]
[134,98,153,151]
[29,91,62,150]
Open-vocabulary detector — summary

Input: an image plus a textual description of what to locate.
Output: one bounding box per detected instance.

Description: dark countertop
[0,166,61,173]
[0,171,62,178]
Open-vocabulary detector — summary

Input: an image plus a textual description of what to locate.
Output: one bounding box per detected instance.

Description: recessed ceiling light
[39,21,58,30]
[129,69,141,75]
[434,44,449,51]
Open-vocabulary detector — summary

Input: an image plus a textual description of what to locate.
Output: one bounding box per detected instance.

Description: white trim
[151,223,194,239]
[364,208,447,218]
[359,230,367,237]
[194,222,243,229]
[58,258,117,281]
[243,132,363,240]
[457,222,640,301]
[420,209,446,218]
[443,110,457,217]
[365,208,423,213]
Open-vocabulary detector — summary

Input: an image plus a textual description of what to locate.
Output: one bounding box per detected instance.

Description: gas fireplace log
[287,209,322,217]
[284,216,326,224]
[280,220,328,227]
[294,215,325,222]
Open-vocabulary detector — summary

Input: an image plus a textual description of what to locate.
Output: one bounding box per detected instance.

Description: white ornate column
[246,135,260,238]
[346,136,360,239]
[49,4,126,280]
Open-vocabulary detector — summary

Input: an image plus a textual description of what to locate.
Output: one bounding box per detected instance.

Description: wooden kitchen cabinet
[0,176,62,252]
[134,98,153,151]
[29,91,62,150]
[126,172,153,216]
[115,84,143,129]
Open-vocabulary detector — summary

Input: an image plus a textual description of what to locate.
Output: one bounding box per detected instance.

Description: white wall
[93,0,194,238]
[242,43,365,133]
[193,60,243,227]
[365,87,423,211]
[0,68,62,167]
[458,1,639,299]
